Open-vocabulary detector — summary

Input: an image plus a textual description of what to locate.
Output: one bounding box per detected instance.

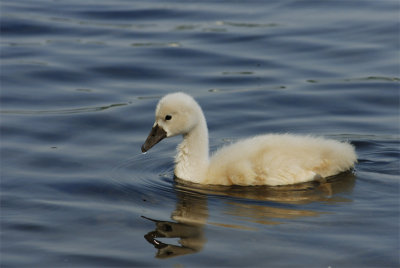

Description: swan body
[141,92,357,186]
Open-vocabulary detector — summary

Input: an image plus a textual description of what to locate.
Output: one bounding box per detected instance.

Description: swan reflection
[142,188,207,259]
[143,171,355,258]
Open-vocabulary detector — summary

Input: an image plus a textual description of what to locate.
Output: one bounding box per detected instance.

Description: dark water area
[1,0,399,267]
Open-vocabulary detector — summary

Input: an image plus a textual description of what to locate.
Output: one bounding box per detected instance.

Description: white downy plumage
[141,92,357,186]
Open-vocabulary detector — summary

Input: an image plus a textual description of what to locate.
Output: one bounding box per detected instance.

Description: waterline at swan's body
[141,92,357,186]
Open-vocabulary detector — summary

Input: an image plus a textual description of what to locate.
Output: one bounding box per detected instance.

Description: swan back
[205,134,357,186]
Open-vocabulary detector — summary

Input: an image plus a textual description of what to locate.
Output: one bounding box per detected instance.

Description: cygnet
[141,92,357,186]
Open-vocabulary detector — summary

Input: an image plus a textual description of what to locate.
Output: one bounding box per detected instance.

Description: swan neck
[175,116,209,183]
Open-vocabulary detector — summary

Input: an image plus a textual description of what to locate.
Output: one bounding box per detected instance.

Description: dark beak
[141,124,167,152]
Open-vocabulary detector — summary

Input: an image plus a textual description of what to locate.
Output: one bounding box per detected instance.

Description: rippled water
[1,0,399,267]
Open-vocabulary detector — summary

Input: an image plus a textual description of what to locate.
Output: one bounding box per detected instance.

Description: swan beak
[141,124,167,152]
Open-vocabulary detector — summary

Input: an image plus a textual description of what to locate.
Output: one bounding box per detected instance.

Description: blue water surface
[1,0,399,267]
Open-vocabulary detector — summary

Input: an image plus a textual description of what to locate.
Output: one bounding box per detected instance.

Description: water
[1,0,399,266]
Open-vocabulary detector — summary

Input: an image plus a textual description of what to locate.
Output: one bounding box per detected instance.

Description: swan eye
[165,115,172,121]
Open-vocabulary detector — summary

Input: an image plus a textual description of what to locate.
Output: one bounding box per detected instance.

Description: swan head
[141,92,201,152]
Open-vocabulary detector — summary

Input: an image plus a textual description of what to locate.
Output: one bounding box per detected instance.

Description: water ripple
[1,0,399,266]
[0,103,127,115]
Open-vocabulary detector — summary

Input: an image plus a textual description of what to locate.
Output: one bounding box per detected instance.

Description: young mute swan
[141,92,357,186]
